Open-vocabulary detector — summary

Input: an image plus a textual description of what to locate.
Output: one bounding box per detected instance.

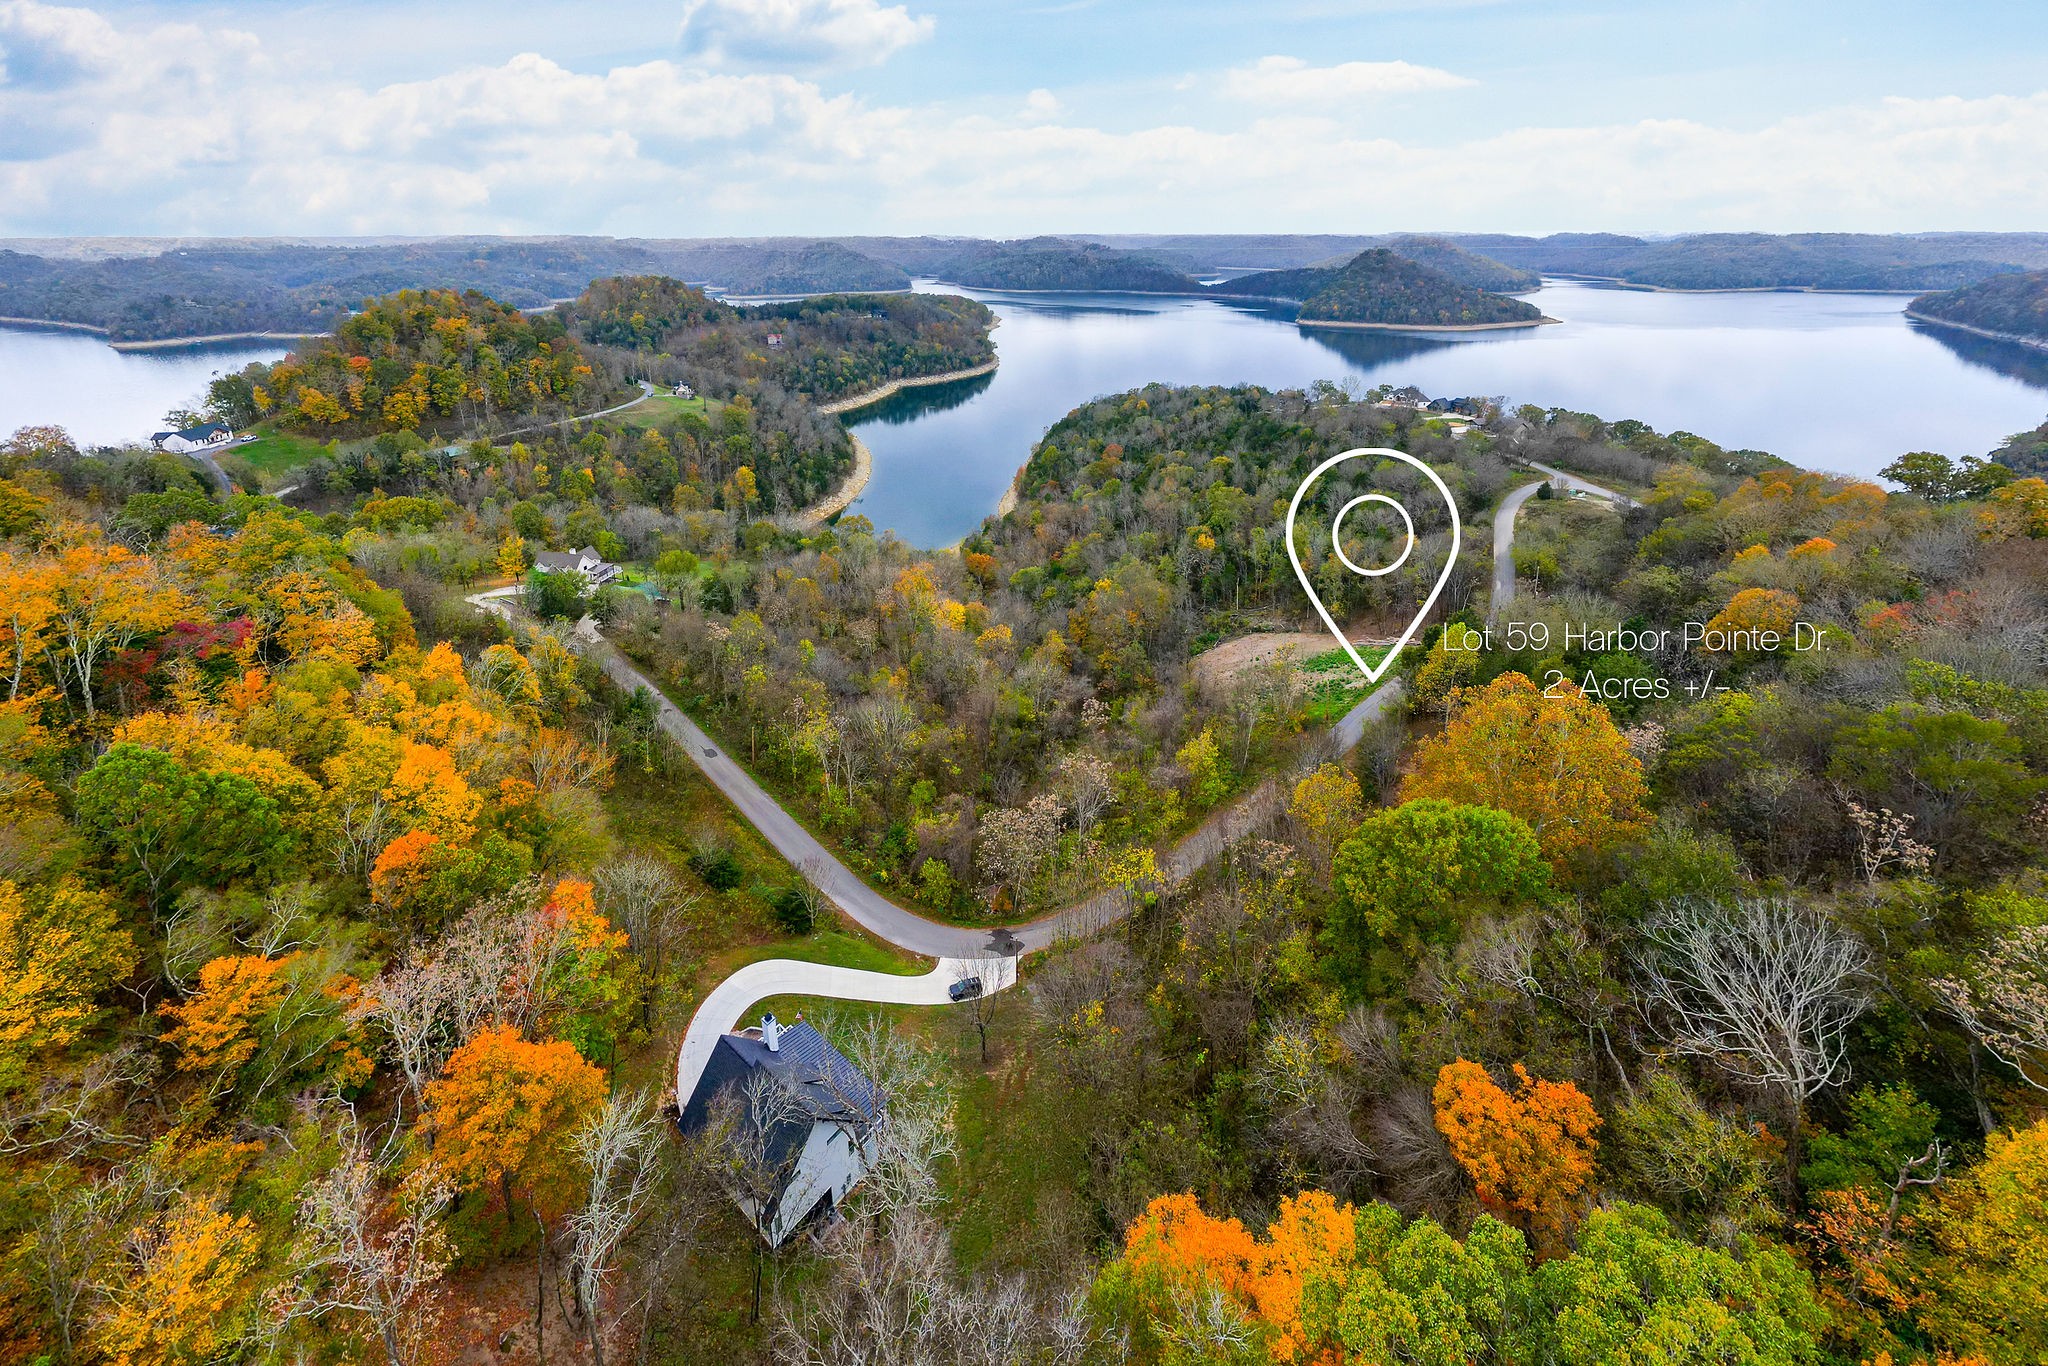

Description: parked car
[948,976,984,1002]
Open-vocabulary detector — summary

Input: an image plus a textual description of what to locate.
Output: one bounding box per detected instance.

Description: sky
[3,0,2047,237]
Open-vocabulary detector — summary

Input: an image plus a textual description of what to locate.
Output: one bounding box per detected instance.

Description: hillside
[566,283,996,406]
[1379,234,1540,292]
[932,237,1199,292]
[1910,268,2048,348]
[1452,231,2048,291]
[229,287,615,437]
[1208,239,1538,303]
[1215,249,1545,327]
[656,240,910,295]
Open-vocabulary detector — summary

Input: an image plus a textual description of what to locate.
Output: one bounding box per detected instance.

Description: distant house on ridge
[678,1014,883,1248]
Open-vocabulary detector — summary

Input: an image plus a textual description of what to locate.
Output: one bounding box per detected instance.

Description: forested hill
[1207,239,1537,302]
[1451,231,2048,291]
[1910,268,2048,346]
[0,238,908,341]
[1379,235,1540,292]
[651,241,910,295]
[233,288,614,436]
[1215,249,1544,327]
[565,283,997,405]
[926,238,1199,292]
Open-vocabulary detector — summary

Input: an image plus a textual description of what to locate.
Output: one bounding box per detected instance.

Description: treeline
[1911,268,2048,343]
[1457,230,2048,291]
[922,238,1199,293]
[214,288,616,437]
[569,282,997,405]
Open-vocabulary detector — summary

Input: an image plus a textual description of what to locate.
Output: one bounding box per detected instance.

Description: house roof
[678,1019,882,1155]
[153,422,231,443]
[533,546,612,573]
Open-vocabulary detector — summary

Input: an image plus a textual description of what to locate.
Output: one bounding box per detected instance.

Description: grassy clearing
[616,393,714,430]
[228,429,332,482]
[1299,642,1391,723]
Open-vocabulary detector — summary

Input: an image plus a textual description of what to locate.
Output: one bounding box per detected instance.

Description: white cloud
[4,2,2048,236]
[677,0,933,69]
[1220,55,1475,103]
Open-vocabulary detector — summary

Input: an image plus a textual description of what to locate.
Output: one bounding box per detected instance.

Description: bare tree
[1250,1013,1376,1194]
[562,1089,666,1366]
[954,952,1010,1066]
[592,854,695,1027]
[293,1135,454,1366]
[1635,897,1871,1168]
[1936,925,2048,1092]
[1055,752,1116,837]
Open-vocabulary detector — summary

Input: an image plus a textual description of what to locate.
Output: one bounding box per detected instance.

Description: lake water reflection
[4,279,2046,552]
[0,327,289,449]
[847,279,2048,546]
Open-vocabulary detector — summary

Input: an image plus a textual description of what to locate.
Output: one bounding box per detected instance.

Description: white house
[150,422,234,454]
[531,545,620,587]
[678,1014,883,1248]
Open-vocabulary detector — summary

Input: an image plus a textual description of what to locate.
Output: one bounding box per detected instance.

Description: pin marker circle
[1284,447,1463,687]
[1330,493,1414,578]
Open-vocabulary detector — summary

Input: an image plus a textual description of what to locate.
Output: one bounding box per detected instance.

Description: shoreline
[0,315,108,336]
[1903,310,2048,353]
[1,317,321,349]
[1549,273,1929,297]
[797,430,873,527]
[1295,315,1559,333]
[815,358,1000,415]
[111,330,322,352]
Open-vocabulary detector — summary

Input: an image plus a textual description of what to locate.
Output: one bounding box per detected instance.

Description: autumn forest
[2,271,2048,1366]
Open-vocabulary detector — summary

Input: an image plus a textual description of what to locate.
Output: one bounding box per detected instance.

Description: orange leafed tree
[422,1024,605,1224]
[1433,1059,1602,1241]
[160,955,289,1075]
[1401,672,1648,867]
[1115,1189,1359,1363]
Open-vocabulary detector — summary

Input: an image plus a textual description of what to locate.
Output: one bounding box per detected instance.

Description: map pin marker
[1285,446,1462,685]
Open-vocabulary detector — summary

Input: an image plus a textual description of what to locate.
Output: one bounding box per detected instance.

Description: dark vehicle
[948,976,985,1002]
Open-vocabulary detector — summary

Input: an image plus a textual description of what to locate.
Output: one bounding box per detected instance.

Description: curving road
[1491,461,1637,619]
[475,452,1628,1105]
[676,954,1018,1107]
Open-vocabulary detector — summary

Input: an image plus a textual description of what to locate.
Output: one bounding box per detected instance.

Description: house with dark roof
[678,1014,883,1247]
[149,421,234,454]
[531,545,620,587]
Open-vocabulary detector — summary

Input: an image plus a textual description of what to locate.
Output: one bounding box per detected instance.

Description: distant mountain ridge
[1445,232,2048,291]
[8,231,2048,342]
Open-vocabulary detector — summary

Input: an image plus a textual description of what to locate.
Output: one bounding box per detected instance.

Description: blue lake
[844,279,2048,545]
[6,278,2047,551]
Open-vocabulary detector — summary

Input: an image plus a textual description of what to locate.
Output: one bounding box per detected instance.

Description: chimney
[761,1013,782,1052]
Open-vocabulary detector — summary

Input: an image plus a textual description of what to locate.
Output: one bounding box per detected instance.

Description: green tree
[524,567,588,622]
[1329,798,1550,993]
[74,743,290,912]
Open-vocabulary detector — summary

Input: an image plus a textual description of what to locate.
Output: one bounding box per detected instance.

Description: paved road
[471,458,1623,1097]
[1491,462,1636,619]
[583,630,1402,957]
[677,954,1017,1106]
[494,379,656,441]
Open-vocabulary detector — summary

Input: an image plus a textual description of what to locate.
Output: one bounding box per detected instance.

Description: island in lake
[1211,247,1554,331]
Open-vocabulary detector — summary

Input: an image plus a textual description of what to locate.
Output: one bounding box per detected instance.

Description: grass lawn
[616,393,714,430]
[228,429,332,482]
[1300,642,1392,723]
